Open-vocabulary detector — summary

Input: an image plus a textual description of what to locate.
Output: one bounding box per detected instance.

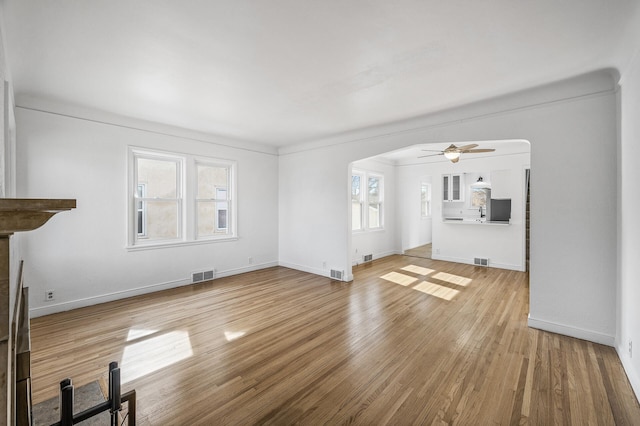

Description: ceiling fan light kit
[419,143,496,163]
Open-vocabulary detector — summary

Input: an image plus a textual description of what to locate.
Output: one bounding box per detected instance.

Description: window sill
[126,236,239,252]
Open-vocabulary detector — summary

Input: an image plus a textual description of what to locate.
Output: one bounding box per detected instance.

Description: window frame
[421,182,432,218]
[351,171,365,232]
[128,147,237,250]
[351,169,384,233]
[130,149,184,247]
[194,159,235,240]
[367,173,384,230]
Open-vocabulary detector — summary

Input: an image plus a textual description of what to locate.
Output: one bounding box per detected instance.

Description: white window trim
[194,158,236,241]
[352,169,384,233]
[352,171,365,232]
[127,147,237,250]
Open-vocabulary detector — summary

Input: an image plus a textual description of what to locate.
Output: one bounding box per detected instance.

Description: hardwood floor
[30,256,640,424]
[404,243,432,259]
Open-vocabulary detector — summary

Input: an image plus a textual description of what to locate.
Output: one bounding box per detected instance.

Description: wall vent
[330,269,344,280]
[363,254,373,262]
[474,257,489,267]
[193,270,215,283]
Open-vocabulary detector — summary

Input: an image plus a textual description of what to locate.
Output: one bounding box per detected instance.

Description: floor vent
[363,254,373,262]
[474,257,489,267]
[193,270,215,283]
[330,269,344,280]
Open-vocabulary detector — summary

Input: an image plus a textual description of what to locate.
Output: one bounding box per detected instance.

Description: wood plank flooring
[29,255,640,424]
[403,243,432,259]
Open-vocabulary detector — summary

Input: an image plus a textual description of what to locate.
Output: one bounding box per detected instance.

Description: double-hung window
[421,183,432,217]
[129,148,236,248]
[196,162,232,237]
[351,172,364,231]
[133,152,183,244]
[352,170,384,232]
[367,175,382,229]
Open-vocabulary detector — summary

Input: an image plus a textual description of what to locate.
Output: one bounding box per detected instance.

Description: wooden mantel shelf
[0,198,76,235]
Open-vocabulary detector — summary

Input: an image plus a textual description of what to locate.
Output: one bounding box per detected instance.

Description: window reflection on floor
[381,264,472,301]
[121,330,193,383]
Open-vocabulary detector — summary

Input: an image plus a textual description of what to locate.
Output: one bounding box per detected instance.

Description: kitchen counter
[442,217,510,225]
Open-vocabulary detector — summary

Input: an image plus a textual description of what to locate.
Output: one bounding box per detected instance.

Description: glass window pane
[351,175,361,202]
[352,201,362,230]
[369,203,381,228]
[198,201,230,237]
[197,201,216,236]
[198,164,229,199]
[137,158,178,198]
[368,177,380,203]
[138,201,179,240]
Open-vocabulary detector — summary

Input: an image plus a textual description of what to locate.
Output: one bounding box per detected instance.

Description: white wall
[279,70,618,345]
[397,151,529,271]
[16,107,279,316]
[395,170,432,252]
[350,158,399,265]
[618,49,640,398]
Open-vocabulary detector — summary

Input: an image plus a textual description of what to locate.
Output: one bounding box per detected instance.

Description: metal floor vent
[474,257,489,267]
[193,270,215,283]
[363,254,373,262]
[330,269,344,280]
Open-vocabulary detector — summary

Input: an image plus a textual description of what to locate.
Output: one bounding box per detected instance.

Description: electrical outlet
[435,248,440,254]
[45,289,55,301]
[629,340,633,358]
[248,257,253,265]
[322,261,327,269]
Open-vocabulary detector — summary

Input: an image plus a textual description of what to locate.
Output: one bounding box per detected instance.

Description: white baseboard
[431,254,524,271]
[30,261,278,318]
[278,261,354,282]
[617,345,640,403]
[351,250,400,266]
[527,315,615,347]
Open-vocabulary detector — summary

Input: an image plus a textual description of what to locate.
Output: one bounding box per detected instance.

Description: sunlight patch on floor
[126,328,158,341]
[413,281,460,301]
[380,271,418,286]
[224,330,246,341]
[432,271,472,287]
[121,330,193,383]
[401,265,435,276]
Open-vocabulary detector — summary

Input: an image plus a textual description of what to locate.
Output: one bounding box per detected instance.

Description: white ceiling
[3,1,640,148]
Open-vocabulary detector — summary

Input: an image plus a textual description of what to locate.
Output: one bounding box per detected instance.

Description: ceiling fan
[418,143,495,163]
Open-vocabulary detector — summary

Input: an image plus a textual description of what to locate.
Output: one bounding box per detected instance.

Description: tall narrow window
[197,163,231,238]
[352,170,384,232]
[134,154,182,243]
[352,173,364,231]
[368,175,383,229]
[421,183,432,217]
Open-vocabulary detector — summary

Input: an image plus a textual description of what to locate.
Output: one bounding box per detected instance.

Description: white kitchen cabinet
[443,174,464,202]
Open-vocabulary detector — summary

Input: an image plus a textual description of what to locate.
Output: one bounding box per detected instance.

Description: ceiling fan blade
[420,149,444,153]
[457,143,479,152]
[418,153,444,158]
[465,149,495,153]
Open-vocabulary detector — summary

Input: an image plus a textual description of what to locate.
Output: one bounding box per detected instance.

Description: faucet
[479,206,485,218]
